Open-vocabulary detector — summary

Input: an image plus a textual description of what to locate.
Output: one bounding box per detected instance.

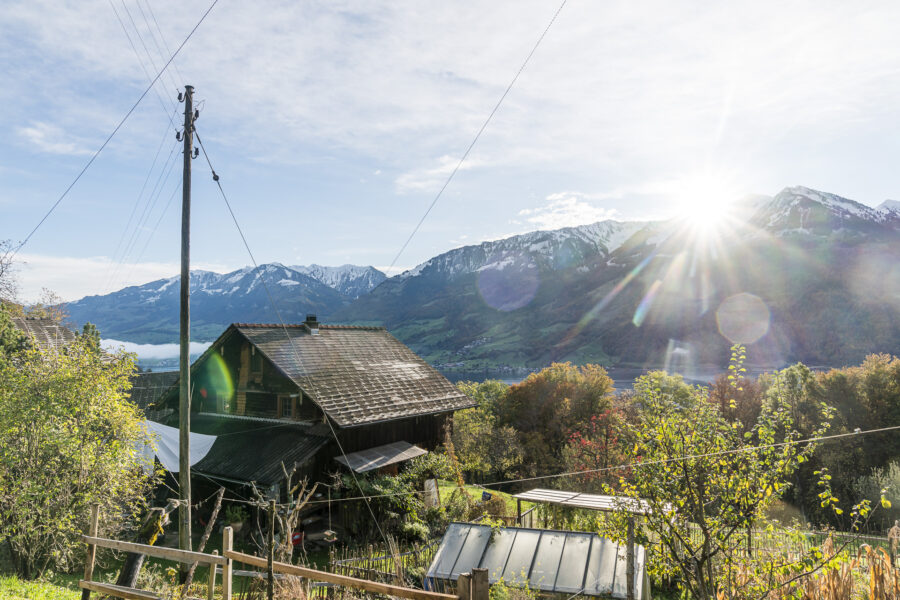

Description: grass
[0,573,80,600]
[436,480,528,516]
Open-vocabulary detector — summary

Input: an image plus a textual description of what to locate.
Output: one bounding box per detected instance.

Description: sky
[4,0,900,301]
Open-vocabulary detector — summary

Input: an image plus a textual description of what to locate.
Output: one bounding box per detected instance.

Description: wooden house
[159,315,474,496]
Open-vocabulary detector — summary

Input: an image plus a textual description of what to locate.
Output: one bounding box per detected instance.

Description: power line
[102,108,177,293]
[193,130,392,547]
[140,0,188,88]
[132,0,184,93]
[107,0,178,124]
[386,0,569,273]
[11,0,220,260]
[292,423,900,506]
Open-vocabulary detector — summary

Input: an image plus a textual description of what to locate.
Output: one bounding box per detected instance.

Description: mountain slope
[292,264,386,298]
[67,264,361,343]
[336,188,900,370]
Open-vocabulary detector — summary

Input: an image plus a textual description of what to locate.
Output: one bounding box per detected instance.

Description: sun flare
[674,175,738,233]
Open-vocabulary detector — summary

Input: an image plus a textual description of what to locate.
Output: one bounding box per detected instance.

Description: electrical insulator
[178,92,184,102]
[194,109,200,120]
[176,131,183,141]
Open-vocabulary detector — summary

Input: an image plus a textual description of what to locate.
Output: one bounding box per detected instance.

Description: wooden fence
[329,542,439,584]
[80,504,226,600]
[80,504,486,600]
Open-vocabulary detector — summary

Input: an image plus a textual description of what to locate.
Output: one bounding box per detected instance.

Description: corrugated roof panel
[513,488,660,516]
[334,441,427,473]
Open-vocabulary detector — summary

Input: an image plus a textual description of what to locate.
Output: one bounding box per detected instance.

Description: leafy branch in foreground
[612,345,836,600]
[0,337,157,579]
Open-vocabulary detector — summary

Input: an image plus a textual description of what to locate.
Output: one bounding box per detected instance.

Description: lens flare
[196,352,235,410]
[632,279,663,327]
[476,252,540,311]
[715,293,770,344]
[563,250,660,343]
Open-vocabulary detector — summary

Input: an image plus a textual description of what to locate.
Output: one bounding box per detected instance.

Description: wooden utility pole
[179,84,195,563]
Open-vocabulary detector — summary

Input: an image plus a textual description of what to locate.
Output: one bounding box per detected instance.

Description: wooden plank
[457,573,471,600]
[207,550,218,600]
[225,550,457,600]
[471,569,488,600]
[79,580,162,600]
[81,503,100,600]
[222,527,233,600]
[81,536,228,566]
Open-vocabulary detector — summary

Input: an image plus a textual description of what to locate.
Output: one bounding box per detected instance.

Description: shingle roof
[12,317,77,351]
[190,415,329,486]
[233,323,474,427]
[130,371,180,412]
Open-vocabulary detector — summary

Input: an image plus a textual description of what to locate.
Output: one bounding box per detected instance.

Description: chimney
[305,314,319,335]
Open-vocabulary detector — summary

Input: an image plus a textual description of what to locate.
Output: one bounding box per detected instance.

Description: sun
[673,175,738,233]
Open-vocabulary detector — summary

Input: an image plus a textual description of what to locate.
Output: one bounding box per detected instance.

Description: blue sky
[4,0,900,301]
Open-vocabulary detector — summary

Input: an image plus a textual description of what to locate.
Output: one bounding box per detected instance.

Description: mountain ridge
[66,185,900,370]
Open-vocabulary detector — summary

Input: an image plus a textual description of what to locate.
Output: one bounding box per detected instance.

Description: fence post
[471,568,488,600]
[268,499,276,600]
[626,517,635,600]
[457,572,471,600]
[207,550,218,600]
[222,526,233,600]
[81,502,100,600]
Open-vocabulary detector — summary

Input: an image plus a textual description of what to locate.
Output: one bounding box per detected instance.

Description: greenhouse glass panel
[610,542,629,598]
[430,523,470,578]
[529,531,566,590]
[584,538,618,596]
[501,530,541,585]
[480,528,518,582]
[450,525,491,579]
[554,533,592,593]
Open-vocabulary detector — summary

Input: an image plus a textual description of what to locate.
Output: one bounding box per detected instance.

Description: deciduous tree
[0,337,156,578]
[614,349,833,599]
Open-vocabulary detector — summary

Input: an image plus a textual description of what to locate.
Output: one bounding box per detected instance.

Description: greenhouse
[425,523,649,600]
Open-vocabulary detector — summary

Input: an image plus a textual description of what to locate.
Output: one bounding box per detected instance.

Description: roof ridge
[233,322,386,331]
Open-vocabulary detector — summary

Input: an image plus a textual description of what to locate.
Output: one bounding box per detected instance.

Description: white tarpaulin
[140,420,217,473]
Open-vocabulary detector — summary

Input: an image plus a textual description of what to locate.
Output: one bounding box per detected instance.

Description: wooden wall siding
[244,391,278,418]
[237,342,249,415]
[337,414,448,453]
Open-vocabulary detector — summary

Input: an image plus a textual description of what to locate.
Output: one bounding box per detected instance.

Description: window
[280,395,292,418]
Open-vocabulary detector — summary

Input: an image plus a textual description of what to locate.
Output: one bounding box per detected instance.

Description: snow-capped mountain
[397,220,647,281]
[877,199,900,220]
[292,264,386,298]
[338,186,900,370]
[748,186,900,236]
[66,263,380,344]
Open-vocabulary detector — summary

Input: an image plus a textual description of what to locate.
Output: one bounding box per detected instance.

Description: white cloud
[15,0,898,178]
[395,155,482,193]
[16,121,92,156]
[15,254,234,302]
[101,339,211,360]
[518,192,619,230]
